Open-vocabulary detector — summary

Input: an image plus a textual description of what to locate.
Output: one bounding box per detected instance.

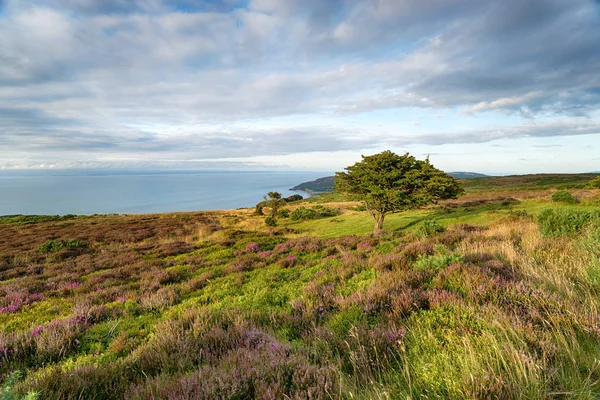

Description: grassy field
[457,173,600,192]
[1,185,600,399]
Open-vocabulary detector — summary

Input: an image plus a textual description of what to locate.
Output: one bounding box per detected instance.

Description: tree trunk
[373,213,385,233]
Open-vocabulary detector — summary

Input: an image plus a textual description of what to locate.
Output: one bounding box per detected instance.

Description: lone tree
[264,191,284,219]
[335,151,464,233]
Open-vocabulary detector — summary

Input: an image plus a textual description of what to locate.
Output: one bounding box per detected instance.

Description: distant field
[458,173,600,192]
[292,173,600,194]
[1,185,600,399]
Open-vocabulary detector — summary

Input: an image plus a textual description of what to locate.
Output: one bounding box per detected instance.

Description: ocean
[0,170,327,215]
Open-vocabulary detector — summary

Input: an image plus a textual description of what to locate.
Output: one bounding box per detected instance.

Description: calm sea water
[0,171,327,215]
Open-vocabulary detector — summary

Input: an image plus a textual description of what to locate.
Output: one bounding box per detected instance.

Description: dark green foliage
[537,208,600,236]
[38,239,88,253]
[313,205,339,217]
[284,194,304,202]
[264,216,277,227]
[551,190,578,204]
[586,177,600,189]
[290,207,318,221]
[264,191,284,220]
[254,202,264,216]
[278,208,290,218]
[417,219,446,237]
[0,371,38,400]
[290,176,335,193]
[290,206,339,221]
[335,151,464,232]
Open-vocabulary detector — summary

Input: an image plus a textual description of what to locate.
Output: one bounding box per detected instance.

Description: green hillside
[292,173,600,195]
[1,186,600,399]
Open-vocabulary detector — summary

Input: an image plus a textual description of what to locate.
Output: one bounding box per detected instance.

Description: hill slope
[1,187,600,398]
[290,176,335,193]
[292,173,599,194]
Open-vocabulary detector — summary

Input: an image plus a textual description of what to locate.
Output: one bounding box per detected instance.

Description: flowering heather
[245,242,260,253]
[0,292,44,315]
[1,191,600,399]
[278,254,298,268]
[257,250,272,258]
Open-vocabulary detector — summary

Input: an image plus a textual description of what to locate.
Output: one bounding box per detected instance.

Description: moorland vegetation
[1,168,600,399]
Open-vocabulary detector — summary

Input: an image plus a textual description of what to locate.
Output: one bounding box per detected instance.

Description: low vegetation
[1,180,600,399]
[552,189,579,204]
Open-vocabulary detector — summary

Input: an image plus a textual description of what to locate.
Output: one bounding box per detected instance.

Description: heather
[1,188,600,399]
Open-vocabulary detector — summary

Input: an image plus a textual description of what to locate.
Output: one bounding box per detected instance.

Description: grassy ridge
[1,188,600,398]
[291,173,600,195]
[458,173,600,192]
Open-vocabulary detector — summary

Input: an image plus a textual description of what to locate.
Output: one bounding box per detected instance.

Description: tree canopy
[263,191,284,219]
[335,151,464,232]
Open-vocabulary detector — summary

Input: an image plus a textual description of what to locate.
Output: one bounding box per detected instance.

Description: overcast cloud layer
[1,0,599,172]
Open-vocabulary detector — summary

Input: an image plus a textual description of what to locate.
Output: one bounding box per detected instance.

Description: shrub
[278,254,298,268]
[32,318,87,364]
[290,206,339,221]
[140,287,181,312]
[586,176,600,189]
[537,208,600,237]
[284,194,303,202]
[264,216,277,227]
[38,239,88,253]
[313,205,339,218]
[551,190,578,204]
[278,208,290,218]
[0,371,39,400]
[417,219,446,237]
[129,328,338,400]
[414,253,463,273]
[290,207,318,221]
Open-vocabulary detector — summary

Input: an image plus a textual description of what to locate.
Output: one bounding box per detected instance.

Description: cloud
[385,121,600,147]
[0,0,599,169]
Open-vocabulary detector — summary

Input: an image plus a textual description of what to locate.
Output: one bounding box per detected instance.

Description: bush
[284,194,303,202]
[290,207,318,221]
[278,209,290,218]
[417,219,446,237]
[264,216,277,227]
[38,239,87,253]
[0,371,39,400]
[537,208,600,237]
[140,287,181,312]
[414,253,463,272]
[290,206,338,221]
[586,177,600,189]
[551,190,578,204]
[313,205,338,217]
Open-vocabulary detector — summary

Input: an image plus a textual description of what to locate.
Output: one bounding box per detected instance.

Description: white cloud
[0,0,599,170]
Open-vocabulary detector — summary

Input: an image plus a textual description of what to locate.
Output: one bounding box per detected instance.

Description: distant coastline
[290,189,314,199]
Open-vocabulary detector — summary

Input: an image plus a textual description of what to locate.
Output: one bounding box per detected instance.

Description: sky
[0,0,599,174]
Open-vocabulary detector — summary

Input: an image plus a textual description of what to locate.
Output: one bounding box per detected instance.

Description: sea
[0,170,327,216]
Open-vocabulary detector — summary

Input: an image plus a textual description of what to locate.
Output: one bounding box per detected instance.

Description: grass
[458,173,599,192]
[1,187,600,398]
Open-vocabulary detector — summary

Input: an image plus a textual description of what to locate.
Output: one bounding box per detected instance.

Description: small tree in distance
[335,151,464,233]
[262,191,285,226]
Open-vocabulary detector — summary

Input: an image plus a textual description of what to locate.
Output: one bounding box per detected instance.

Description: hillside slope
[292,173,599,194]
[1,188,600,398]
